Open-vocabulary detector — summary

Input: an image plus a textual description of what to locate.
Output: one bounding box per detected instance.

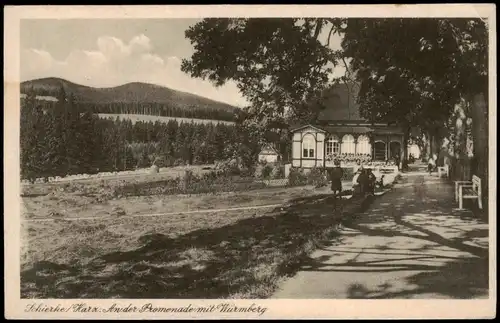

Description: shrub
[257,159,268,166]
[214,159,240,176]
[288,167,308,186]
[173,158,185,167]
[271,164,284,179]
[192,155,203,165]
[164,157,175,168]
[201,170,219,182]
[152,156,168,168]
[261,164,274,179]
[253,164,263,178]
[254,163,274,179]
[307,167,328,187]
[239,166,256,178]
[136,151,151,168]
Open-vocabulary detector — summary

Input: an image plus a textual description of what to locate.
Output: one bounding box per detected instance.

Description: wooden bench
[455,175,483,210]
[437,164,449,178]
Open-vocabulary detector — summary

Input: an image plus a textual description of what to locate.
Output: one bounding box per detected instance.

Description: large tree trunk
[446,99,468,181]
[401,127,410,170]
[423,132,430,160]
[471,92,489,209]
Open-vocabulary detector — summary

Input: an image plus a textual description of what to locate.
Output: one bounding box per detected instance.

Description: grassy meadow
[21,183,351,298]
[21,166,390,298]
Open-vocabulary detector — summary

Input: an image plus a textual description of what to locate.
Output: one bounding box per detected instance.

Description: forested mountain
[20,88,259,182]
[20,77,241,122]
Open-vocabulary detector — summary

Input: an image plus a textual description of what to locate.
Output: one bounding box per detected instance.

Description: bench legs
[458,185,483,210]
[458,197,482,210]
[459,186,463,209]
[455,181,471,202]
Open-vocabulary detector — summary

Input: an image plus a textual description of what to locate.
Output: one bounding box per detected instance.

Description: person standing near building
[329,160,344,198]
[356,167,370,196]
[366,168,376,195]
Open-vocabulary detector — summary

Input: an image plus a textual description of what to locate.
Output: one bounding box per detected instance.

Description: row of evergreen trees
[20,88,261,183]
[82,102,238,122]
[21,97,239,122]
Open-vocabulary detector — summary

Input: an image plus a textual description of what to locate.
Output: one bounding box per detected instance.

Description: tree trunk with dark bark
[471,92,489,211]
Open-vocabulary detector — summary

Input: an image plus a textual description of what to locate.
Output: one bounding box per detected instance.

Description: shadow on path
[277,174,489,299]
[343,255,488,299]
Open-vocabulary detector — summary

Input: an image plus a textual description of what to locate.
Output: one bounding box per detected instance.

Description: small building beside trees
[258,144,280,163]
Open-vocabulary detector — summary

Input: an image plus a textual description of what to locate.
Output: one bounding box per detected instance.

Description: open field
[21,165,215,185]
[98,113,235,125]
[21,188,379,299]
[22,165,213,187]
[22,185,318,220]
[20,184,345,298]
[21,170,397,299]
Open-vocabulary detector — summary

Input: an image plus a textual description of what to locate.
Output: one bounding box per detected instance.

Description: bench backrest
[472,175,481,194]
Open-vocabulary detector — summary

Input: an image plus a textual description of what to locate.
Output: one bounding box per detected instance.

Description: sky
[21,19,344,107]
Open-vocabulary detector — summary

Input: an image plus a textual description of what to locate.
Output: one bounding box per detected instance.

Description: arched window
[325,135,340,156]
[341,134,355,154]
[302,134,316,158]
[356,135,371,155]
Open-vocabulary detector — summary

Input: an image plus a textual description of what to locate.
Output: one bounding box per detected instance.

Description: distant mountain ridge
[20,77,240,115]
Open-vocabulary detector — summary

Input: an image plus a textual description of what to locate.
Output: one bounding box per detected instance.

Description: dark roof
[323,125,404,135]
[323,126,372,134]
[371,126,405,135]
[317,82,363,122]
[290,124,404,135]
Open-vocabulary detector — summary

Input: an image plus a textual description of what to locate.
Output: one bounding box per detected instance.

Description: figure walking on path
[328,160,345,231]
[354,166,370,197]
[329,160,344,200]
[366,168,376,196]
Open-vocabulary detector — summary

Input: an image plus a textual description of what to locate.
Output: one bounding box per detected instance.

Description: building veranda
[290,83,404,175]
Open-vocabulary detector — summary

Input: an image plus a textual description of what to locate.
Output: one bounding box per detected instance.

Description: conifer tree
[42,86,68,178]
[78,111,99,173]
[65,93,81,174]
[20,89,46,182]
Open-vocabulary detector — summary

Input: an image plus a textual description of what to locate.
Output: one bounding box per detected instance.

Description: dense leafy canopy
[342,18,488,134]
[182,18,488,142]
[182,19,343,130]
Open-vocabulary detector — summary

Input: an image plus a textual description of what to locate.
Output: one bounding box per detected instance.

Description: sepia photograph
[4,4,496,319]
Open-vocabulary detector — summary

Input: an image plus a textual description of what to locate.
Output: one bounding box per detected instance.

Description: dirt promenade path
[271,172,490,299]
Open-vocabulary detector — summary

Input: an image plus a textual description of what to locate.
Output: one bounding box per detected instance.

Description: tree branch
[313,19,324,40]
[341,56,360,93]
[326,24,335,48]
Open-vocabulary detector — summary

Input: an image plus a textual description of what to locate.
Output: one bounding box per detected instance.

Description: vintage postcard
[4,4,497,319]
